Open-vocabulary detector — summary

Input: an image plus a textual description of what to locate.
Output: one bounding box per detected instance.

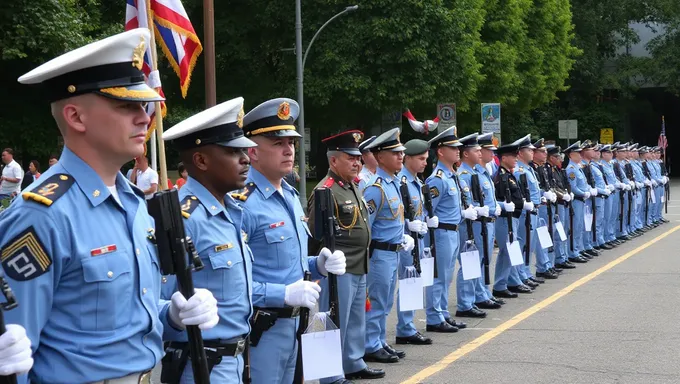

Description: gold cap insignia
[353,133,362,143]
[59,175,68,181]
[277,102,290,120]
[67,85,76,93]
[237,105,245,128]
[132,37,146,71]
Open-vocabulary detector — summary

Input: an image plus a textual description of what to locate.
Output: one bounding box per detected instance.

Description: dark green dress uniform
[308,130,384,381]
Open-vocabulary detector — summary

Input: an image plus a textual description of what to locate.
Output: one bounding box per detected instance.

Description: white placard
[555,221,568,241]
[536,226,553,249]
[584,205,593,231]
[398,277,424,311]
[636,193,642,206]
[420,257,434,287]
[301,330,343,380]
[650,191,656,204]
[460,249,482,280]
[507,241,524,266]
[662,194,665,203]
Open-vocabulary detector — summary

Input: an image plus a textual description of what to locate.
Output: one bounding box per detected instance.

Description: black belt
[437,223,459,231]
[575,196,585,202]
[476,217,496,223]
[168,338,246,358]
[253,306,300,318]
[370,240,403,252]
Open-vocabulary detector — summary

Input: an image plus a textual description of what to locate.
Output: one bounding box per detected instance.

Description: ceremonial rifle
[625,163,634,227]
[536,165,555,253]
[293,272,312,384]
[470,174,490,285]
[583,164,597,242]
[501,174,514,244]
[422,184,438,278]
[454,174,475,244]
[562,169,575,252]
[400,180,422,274]
[642,162,652,225]
[519,173,531,265]
[614,162,625,233]
[148,189,210,384]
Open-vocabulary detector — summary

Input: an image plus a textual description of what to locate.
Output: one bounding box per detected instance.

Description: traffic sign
[600,128,614,144]
[437,103,456,134]
[558,120,578,139]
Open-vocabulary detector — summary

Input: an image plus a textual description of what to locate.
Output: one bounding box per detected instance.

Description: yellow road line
[401,224,680,384]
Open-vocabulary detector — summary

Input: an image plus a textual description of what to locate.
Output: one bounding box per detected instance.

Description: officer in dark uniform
[308,130,385,382]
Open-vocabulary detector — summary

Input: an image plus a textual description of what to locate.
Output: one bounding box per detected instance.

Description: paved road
[155,181,680,384]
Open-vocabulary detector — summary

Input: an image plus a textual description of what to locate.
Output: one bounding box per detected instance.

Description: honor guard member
[476,134,510,297]
[358,136,378,191]
[0,29,219,383]
[307,130,385,382]
[492,142,529,297]
[424,127,476,332]
[362,128,415,363]
[629,144,647,232]
[508,135,544,290]
[586,143,612,250]
[644,148,660,226]
[160,97,256,383]
[530,139,560,278]
[546,145,576,269]
[240,98,346,384]
[598,145,621,247]
[395,139,436,345]
[639,147,656,229]
[578,141,599,256]
[457,134,500,316]
[651,147,668,224]
[564,141,595,261]
[613,144,633,240]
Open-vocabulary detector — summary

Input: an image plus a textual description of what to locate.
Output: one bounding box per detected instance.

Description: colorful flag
[658,115,668,149]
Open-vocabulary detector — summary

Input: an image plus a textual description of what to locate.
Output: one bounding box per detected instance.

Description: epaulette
[22,173,74,206]
[435,169,444,178]
[323,177,335,188]
[231,182,256,202]
[180,195,200,219]
[460,170,469,175]
[372,177,383,186]
[518,166,524,172]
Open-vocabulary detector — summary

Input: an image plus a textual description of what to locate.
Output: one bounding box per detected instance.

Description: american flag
[658,115,668,149]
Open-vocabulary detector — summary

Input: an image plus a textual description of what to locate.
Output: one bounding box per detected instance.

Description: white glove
[602,188,610,196]
[523,201,534,211]
[169,289,219,330]
[422,247,431,258]
[663,176,669,184]
[629,181,635,188]
[0,324,33,376]
[616,182,624,189]
[607,185,615,192]
[570,192,574,200]
[624,184,631,191]
[426,216,439,228]
[562,193,572,202]
[652,180,658,187]
[462,206,478,220]
[540,196,547,204]
[590,188,598,196]
[317,247,346,276]
[644,180,652,187]
[494,203,502,216]
[549,192,557,203]
[401,234,415,253]
[636,182,643,189]
[502,201,516,212]
[584,191,591,199]
[474,206,490,217]
[406,220,428,235]
[284,279,321,309]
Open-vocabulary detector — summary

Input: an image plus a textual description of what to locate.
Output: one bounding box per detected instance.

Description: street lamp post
[295,4,359,209]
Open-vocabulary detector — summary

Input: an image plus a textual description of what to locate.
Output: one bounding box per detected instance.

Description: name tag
[215,243,234,252]
[91,245,117,257]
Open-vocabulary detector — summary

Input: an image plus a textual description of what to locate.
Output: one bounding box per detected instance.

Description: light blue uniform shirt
[0,148,173,383]
[241,167,322,309]
[514,160,541,204]
[475,163,498,214]
[456,162,478,210]
[566,160,590,197]
[599,160,617,185]
[589,161,608,195]
[425,162,461,225]
[163,177,253,341]
[363,167,406,243]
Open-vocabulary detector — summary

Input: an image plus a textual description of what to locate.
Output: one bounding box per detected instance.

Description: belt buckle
[396,244,403,251]
[291,306,300,317]
[235,339,246,356]
[138,371,151,384]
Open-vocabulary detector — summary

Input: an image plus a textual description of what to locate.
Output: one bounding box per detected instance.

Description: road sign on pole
[600,128,614,144]
[437,103,456,134]
[558,120,578,145]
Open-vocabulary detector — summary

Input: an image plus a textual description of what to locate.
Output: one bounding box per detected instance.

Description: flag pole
[203,0,216,108]
[147,15,170,190]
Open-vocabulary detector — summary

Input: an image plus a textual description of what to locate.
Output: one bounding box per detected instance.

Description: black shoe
[346,368,386,380]
[492,289,518,298]
[529,276,545,284]
[490,296,506,305]
[396,332,432,345]
[662,218,670,223]
[508,284,533,293]
[426,321,458,333]
[364,348,399,363]
[445,317,467,329]
[523,279,539,288]
[600,243,613,250]
[584,250,598,258]
[536,271,558,279]
[475,299,502,309]
[330,379,354,384]
[556,262,576,269]
[552,267,563,273]
[569,257,587,263]
[456,308,487,318]
[382,343,405,359]
[594,245,602,250]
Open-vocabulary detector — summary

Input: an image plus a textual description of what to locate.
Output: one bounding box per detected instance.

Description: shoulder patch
[180,195,200,219]
[323,177,335,188]
[366,199,377,214]
[430,186,440,198]
[569,172,576,180]
[1,227,51,281]
[436,169,444,178]
[22,173,74,206]
[372,177,383,187]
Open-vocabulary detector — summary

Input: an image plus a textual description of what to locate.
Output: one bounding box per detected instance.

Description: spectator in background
[175,162,188,189]
[48,154,59,168]
[284,165,301,187]
[0,148,23,199]
[129,156,158,200]
[21,160,41,190]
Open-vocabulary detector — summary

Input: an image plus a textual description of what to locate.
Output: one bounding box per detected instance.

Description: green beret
[403,139,429,156]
